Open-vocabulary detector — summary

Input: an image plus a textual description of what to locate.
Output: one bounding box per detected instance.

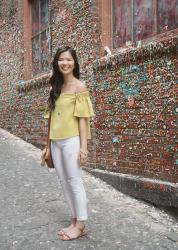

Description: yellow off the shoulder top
[44,91,95,140]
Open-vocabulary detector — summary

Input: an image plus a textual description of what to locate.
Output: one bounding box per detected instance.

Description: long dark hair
[48,46,80,110]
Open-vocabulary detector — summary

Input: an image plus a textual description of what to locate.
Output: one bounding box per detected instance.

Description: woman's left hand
[78,148,88,166]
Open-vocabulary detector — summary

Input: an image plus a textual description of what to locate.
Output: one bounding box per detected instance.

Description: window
[31,0,50,75]
[133,0,155,41]
[113,0,178,48]
[158,0,178,33]
[113,0,132,48]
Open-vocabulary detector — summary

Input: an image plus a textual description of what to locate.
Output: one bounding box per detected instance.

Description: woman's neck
[63,74,76,85]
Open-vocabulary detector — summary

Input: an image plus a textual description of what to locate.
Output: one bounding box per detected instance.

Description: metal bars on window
[31,0,51,76]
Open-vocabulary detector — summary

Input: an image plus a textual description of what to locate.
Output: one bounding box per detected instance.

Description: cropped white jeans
[51,136,88,221]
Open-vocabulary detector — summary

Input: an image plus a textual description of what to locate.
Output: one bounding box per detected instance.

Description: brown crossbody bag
[41,113,54,168]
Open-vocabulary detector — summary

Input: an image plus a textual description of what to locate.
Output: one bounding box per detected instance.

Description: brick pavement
[0,128,178,250]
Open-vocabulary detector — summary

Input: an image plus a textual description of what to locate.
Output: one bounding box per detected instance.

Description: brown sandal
[59,226,87,241]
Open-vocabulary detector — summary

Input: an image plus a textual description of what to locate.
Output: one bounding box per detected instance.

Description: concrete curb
[84,167,178,207]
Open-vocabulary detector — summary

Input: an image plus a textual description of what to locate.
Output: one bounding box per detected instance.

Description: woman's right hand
[78,148,88,166]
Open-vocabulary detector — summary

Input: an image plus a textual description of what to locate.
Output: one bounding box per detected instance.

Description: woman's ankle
[72,218,77,224]
[75,220,85,230]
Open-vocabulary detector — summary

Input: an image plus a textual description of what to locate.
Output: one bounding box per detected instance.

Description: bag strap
[47,112,51,147]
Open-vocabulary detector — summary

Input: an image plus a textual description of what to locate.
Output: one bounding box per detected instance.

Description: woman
[44,46,95,241]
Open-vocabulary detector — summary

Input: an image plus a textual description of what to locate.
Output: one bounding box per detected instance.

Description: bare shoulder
[76,81,88,93]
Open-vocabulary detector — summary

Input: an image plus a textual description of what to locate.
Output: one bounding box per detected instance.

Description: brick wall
[0,0,25,137]
[89,36,178,183]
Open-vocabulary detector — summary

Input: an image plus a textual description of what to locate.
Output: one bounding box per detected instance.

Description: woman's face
[58,51,75,75]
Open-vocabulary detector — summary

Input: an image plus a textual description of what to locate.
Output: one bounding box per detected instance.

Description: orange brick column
[23,0,32,80]
[97,0,112,55]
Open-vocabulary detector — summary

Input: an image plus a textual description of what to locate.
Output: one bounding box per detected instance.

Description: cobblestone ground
[0,128,178,250]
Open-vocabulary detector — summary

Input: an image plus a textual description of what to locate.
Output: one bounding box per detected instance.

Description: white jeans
[51,136,88,221]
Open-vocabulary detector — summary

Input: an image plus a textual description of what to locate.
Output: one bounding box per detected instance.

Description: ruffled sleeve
[74,91,95,117]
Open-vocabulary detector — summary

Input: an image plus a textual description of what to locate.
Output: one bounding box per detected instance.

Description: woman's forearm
[78,118,88,150]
